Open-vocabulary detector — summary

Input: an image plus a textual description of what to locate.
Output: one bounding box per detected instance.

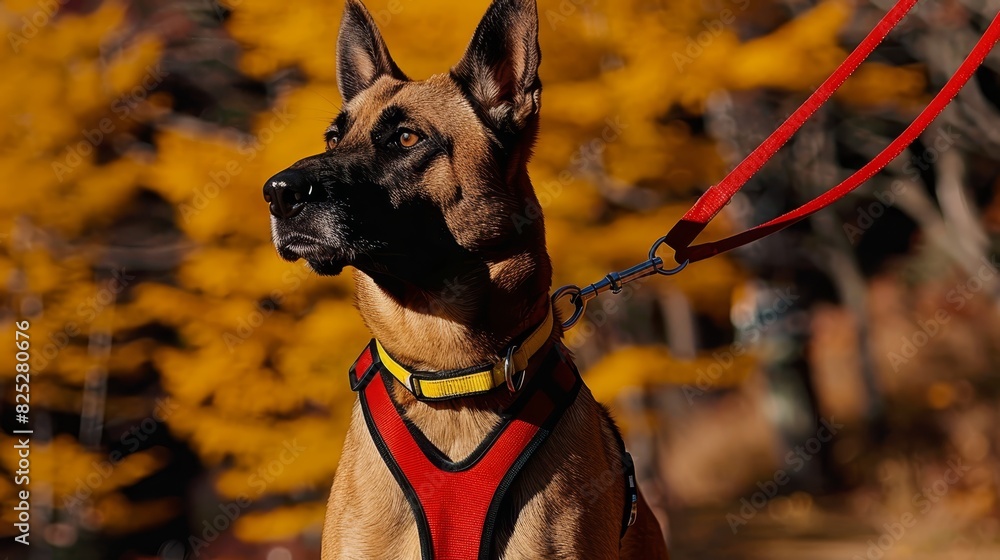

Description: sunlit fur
[267,0,670,557]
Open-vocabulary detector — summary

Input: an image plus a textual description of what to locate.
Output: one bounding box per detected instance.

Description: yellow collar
[374,305,554,401]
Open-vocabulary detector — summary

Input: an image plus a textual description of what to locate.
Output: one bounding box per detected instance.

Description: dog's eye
[326,136,340,150]
[397,130,420,148]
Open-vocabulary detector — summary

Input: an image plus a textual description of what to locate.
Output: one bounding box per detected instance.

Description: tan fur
[324,382,668,559]
[320,76,669,560]
[303,1,670,557]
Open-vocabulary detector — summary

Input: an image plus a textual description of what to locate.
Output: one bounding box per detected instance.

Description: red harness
[348,341,635,559]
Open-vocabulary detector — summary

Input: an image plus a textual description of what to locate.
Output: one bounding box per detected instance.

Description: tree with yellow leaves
[5,0,982,557]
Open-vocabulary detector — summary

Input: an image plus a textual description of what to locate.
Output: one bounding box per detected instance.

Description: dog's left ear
[337,0,407,104]
[452,0,541,136]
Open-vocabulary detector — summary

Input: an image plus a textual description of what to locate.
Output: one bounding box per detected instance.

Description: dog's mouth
[274,234,351,276]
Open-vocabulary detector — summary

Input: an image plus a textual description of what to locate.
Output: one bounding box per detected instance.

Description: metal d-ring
[648,235,690,275]
[503,344,526,393]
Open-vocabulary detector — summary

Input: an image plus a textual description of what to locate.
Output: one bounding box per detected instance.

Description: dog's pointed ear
[452,0,541,135]
[337,0,406,104]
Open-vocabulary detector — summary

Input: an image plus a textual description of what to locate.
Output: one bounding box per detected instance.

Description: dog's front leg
[488,393,629,559]
[322,402,422,560]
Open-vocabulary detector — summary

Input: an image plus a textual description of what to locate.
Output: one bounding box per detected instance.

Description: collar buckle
[371,305,553,400]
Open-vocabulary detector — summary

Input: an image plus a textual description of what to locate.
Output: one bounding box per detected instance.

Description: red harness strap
[664,0,1000,264]
[349,341,582,560]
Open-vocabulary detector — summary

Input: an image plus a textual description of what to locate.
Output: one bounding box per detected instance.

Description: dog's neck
[350,170,553,462]
[352,248,553,373]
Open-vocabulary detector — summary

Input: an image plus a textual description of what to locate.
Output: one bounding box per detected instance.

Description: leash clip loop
[503,344,526,393]
[553,236,689,330]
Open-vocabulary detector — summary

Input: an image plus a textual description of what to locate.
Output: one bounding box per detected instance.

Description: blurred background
[1,0,999,558]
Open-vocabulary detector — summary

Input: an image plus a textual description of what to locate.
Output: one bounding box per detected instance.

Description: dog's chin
[305,258,348,276]
[275,241,351,276]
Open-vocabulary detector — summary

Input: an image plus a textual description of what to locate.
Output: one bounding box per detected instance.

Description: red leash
[664,0,1000,264]
[554,0,1000,329]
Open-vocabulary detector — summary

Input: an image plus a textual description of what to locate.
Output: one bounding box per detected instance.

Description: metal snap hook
[552,235,689,331]
[552,285,586,330]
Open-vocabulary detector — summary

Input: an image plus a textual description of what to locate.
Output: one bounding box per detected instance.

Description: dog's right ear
[337,0,407,104]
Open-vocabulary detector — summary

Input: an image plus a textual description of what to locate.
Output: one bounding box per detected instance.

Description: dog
[263,0,670,558]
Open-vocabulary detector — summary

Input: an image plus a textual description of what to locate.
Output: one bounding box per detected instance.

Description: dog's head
[264,0,546,292]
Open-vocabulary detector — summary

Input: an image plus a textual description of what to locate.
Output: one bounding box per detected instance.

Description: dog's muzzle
[263,168,325,219]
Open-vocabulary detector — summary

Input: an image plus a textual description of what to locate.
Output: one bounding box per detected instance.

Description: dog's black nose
[263,169,318,219]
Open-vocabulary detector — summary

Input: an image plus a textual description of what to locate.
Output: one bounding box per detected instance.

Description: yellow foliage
[236,503,326,542]
[0,435,167,504]
[583,345,755,404]
[838,62,927,108]
[0,0,930,548]
[94,495,180,536]
[0,2,161,237]
[726,1,854,92]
